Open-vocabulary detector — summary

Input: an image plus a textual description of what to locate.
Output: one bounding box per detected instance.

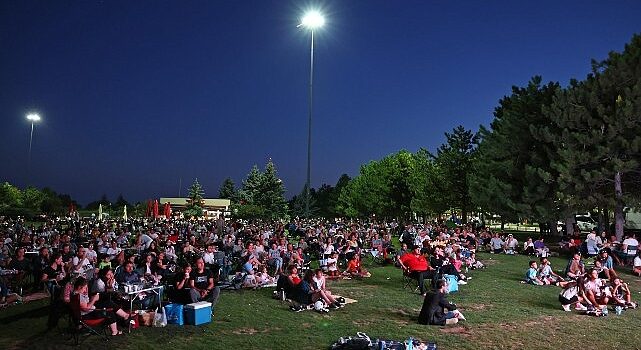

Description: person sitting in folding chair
[398,245,435,296]
[72,277,123,336]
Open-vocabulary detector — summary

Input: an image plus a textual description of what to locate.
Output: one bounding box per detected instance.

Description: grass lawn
[2,252,640,350]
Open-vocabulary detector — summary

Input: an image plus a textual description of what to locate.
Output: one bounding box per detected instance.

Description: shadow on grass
[0,305,49,325]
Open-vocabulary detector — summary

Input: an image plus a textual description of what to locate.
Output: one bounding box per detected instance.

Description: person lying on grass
[418,279,466,326]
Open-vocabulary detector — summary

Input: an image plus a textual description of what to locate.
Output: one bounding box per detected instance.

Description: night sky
[1,1,640,205]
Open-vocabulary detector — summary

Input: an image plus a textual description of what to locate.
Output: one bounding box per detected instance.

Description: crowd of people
[0,215,639,331]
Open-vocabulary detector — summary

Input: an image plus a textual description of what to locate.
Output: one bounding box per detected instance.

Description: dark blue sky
[1,1,640,205]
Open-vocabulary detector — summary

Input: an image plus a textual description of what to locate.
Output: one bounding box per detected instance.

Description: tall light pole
[299,10,325,218]
[26,113,41,170]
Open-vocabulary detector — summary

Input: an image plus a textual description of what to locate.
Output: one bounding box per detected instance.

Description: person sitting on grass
[41,253,67,294]
[565,253,585,280]
[344,253,370,278]
[609,277,637,309]
[583,268,609,313]
[593,260,617,282]
[523,237,536,256]
[559,279,588,312]
[168,263,192,304]
[632,252,641,277]
[72,277,125,336]
[524,260,544,285]
[303,270,341,310]
[489,233,504,254]
[418,279,465,326]
[465,251,484,269]
[534,237,549,257]
[504,234,519,255]
[325,252,339,278]
[538,257,563,285]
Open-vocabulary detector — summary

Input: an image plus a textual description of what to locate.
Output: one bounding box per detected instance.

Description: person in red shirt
[344,254,370,278]
[398,245,435,295]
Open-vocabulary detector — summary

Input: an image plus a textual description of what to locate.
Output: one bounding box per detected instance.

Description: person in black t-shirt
[189,258,220,311]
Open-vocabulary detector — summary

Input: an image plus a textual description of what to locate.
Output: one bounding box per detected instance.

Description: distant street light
[299,10,325,218]
[26,113,41,169]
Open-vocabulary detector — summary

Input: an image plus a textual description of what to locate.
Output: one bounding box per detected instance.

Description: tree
[548,34,641,240]
[255,160,288,219]
[290,184,317,218]
[435,126,479,223]
[235,160,288,220]
[336,151,415,219]
[184,179,205,218]
[86,194,110,210]
[0,182,23,215]
[238,165,262,204]
[409,149,449,218]
[22,186,45,211]
[114,194,129,209]
[470,77,563,232]
[218,178,237,200]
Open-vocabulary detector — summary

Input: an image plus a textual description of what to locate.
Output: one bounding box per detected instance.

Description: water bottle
[378,340,385,350]
[615,305,623,315]
[406,337,413,350]
[601,306,608,316]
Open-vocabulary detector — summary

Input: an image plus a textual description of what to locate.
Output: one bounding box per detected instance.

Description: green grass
[2,253,640,350]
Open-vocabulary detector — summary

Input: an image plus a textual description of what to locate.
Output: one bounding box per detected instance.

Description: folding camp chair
[69,294,109,345]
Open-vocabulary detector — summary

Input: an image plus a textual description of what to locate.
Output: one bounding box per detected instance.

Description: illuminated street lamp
[299,10,325,218]
[26,113,41,164]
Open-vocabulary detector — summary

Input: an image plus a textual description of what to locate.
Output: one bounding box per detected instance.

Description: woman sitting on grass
[344,254,370,278]
[583,268,609,314]
[304,270,341,310]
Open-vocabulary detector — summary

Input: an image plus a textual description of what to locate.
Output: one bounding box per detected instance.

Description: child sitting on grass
[559,279,588,312]
[344,254,370,278]
[524,260,544,285]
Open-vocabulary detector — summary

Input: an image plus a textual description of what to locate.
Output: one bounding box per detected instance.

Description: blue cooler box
[164,303,184,325]
[184,301,212,325]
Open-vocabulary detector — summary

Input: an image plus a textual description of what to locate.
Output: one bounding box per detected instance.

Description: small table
[119,285,164,332]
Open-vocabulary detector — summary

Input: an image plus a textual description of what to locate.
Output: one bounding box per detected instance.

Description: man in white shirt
[138,233,153,250]
[71,248,91,274]
[202,244,218,266]
[106,241,121,260]
[621,234,639,250]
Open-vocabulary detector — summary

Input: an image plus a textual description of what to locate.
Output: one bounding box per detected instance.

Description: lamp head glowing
[301,11,325,29]
[26,113,41,122]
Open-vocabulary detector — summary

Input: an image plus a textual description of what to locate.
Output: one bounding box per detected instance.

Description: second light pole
[299,10,325,218]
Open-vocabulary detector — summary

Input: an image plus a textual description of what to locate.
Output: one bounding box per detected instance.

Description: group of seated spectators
[522,248,639,316]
